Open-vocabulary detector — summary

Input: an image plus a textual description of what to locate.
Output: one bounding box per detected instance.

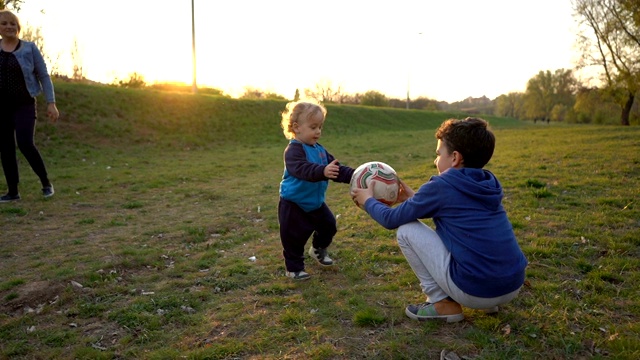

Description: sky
[16,0,580,103]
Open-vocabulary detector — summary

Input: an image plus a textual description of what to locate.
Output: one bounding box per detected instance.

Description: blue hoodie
[364,167,527,298]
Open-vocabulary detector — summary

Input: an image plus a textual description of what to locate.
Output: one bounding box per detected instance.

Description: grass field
[1,82,639,359]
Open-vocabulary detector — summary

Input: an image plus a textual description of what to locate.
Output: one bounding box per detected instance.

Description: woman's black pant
[0,98,49,193]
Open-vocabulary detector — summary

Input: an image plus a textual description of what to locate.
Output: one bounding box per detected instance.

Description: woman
[0,9,58,202]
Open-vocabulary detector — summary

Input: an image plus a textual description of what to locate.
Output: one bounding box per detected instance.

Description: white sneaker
[308,247,333,266]
[285,271,311,280]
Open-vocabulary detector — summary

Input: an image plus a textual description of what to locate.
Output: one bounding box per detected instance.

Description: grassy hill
[0,81,637,359]
[40,81,524,150]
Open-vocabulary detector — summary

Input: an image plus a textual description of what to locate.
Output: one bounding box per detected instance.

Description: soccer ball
[350,161,399,206]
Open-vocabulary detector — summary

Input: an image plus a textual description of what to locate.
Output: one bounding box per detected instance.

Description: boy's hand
[324,159,340,179]
[395,178,414,204]
[351,181,375,208]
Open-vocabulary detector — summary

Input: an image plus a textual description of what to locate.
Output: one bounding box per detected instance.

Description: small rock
[181,305,196,314]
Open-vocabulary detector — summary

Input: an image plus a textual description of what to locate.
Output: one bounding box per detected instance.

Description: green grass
[0,81,638,359]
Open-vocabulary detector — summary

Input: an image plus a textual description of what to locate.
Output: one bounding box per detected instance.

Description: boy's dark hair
[435,117,495,168]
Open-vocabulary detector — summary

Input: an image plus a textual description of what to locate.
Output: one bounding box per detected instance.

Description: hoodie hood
[438,167,503,211]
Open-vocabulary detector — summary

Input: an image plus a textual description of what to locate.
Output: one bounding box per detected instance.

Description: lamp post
[191,0,197,94]
[406,74,410,110]
[406,32,423,110]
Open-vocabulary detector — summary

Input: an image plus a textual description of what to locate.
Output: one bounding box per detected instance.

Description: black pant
[278,198,337,272]
[0,98,49,194]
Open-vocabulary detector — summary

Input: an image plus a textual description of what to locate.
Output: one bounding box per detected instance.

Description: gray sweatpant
[397,221,520,309]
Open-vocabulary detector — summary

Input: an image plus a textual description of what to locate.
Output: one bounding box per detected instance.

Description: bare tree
[19,25,44,53]
[19,24,62,77]
[573,0,640,125]
[338,93,361,105]
[70,39,84,80]
[240,87,285,100]
[117,72,146,88]
[0,0,24,10]
[304,79,343,103]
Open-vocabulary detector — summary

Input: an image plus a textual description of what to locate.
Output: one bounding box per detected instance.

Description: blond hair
[0,10,21,33]
[280,101,327,140]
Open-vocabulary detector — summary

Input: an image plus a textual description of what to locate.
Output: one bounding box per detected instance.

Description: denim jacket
[1,40,55,103]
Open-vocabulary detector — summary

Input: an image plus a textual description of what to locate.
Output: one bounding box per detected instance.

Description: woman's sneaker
[42,184,54,198]
[0,193,21,203]
[285,271,311,280]
[308,247,333,266]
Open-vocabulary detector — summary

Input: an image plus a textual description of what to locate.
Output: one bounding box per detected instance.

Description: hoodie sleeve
[30,42,56,103]
[364,177,444,229]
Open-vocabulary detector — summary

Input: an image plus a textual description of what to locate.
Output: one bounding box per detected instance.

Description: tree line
[493,69,640,125]
[291,69,638,126]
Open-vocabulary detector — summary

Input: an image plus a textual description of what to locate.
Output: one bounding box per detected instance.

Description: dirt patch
[0,280,65,315]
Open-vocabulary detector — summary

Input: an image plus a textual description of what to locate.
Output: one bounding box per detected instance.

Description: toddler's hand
[324,159,340,179]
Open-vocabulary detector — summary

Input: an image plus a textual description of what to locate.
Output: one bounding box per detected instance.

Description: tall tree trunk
[621,92,634,126]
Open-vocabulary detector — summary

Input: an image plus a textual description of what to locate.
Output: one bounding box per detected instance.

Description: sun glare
[19,0,576,102]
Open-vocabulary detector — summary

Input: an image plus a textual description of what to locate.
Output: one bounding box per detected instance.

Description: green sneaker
[405,302,464,323]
